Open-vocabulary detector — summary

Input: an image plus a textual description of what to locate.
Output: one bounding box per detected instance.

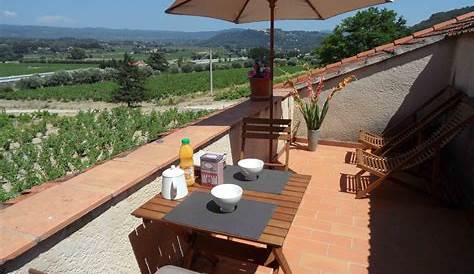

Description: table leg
[273,247,292,274]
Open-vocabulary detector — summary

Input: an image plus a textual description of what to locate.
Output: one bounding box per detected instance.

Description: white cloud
[37,15,75,25]
[0,10,17,18]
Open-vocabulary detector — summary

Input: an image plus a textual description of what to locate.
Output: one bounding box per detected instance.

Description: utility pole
[209,48,213,96]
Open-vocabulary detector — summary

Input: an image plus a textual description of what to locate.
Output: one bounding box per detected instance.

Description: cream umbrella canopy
[166,0,392,159]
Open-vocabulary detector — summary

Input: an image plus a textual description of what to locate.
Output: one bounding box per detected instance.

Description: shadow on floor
[367,181,474,274]
[344,151,357,165]
[339,173,372,194]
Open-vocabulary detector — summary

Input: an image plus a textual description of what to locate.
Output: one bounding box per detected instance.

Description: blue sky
[0,0,472,32]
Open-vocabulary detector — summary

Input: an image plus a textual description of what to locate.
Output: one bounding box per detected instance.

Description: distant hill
[411,6,474,31]
[0,24,327,51]
[199,29,327,51]
[0,24,219,43]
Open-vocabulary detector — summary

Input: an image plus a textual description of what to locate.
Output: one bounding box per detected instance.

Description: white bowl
[211,184,243,213]
[238,158,264,180]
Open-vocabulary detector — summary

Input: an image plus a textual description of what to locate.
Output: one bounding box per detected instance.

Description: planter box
[249,77,271,101]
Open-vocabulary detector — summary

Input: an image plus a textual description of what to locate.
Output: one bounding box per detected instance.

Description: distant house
[129,60,148,67]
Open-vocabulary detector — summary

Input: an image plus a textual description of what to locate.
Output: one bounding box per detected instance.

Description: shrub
[193,64,205,72]
[180,63,194,73]
[231,62,242,69]
[139,66,154,78]
[169,64,180,73]
[274,58,287,66]
[243,59,254,68]
[17,75,44,89]
[288,57,298,66]
[103,67,119,80]
[46,70,73,86]
[0,85,15,97]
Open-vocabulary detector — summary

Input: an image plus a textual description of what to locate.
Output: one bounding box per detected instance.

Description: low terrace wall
[1,93,293,273]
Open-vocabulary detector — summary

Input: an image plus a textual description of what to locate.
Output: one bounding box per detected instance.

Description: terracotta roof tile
[326,61,342,69]
[394,35,414,45]
[433,18,458,30]
[356,49,376,58]
[413,27,435,38]
[375,42,395,52]
[341,55,358,64]
[456,11,474,21]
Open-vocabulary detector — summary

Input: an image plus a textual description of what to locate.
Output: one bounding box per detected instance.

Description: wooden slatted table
[132,172,311,274]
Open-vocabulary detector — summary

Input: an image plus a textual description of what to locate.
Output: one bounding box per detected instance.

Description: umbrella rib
[234,0,251,23]
[165,0,193,13]
[304,0,323,19]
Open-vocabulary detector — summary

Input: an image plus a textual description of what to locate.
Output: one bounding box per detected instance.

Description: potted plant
[248,62,271,101]
[287,69,356,151]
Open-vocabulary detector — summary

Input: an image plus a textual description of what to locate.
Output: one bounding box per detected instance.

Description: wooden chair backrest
[379,90,464,155]
[383,86,461,136]
[394,98,474,170]
[241,117,292,170]
[129,221,191,274]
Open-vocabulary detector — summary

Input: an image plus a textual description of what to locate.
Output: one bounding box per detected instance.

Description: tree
[69,47,87,60]
[248,47,270,64]
[147,51,169,71]
[315,8,409,66]
[113,53,148,107]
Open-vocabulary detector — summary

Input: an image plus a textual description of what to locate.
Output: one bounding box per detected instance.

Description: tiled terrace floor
[273,144,474,274]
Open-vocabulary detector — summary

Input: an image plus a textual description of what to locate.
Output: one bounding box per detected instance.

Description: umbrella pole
[268,0,275,163]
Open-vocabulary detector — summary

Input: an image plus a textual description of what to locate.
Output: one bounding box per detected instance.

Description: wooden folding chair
[359,87,463,156]
[240,117,292,171]
[354,99,474,199]
[129,221,210,274]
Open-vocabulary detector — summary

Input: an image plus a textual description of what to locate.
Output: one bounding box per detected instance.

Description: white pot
[307,129,320,151]
[161,165,188,200]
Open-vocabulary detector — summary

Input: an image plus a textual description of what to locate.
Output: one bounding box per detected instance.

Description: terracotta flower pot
[307,129,320,151]
[249,77,271,101]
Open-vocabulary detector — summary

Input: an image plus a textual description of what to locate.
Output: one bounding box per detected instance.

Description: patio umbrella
[166,0,392,159]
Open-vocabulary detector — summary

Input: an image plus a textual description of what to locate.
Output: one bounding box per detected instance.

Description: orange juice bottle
[179,138,195,186]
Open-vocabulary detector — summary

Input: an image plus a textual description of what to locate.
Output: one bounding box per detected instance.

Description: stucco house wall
[443,33,474,208]
[294,38,456,141]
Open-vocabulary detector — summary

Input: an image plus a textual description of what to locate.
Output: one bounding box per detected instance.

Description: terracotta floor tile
[327,245,369,265]
[0,227,37,262]
[348,263,369,274]
[0,184,111,240]
[278,144,474,274]
[310,230,353,249]
[284,237,329,255]
[299,252,348,274]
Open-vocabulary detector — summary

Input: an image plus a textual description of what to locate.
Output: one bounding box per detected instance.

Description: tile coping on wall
[0,88,292,266]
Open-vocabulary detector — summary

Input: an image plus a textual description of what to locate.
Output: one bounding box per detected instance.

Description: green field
[0,63,98,77]
[1,65,304,102]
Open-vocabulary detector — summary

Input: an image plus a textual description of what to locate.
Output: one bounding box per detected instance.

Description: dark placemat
[223,165,291,194]
[164,192,276,241]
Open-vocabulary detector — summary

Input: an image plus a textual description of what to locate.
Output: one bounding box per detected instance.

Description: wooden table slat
[132,171,311,249]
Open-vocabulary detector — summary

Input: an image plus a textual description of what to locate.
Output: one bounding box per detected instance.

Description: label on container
[183,166,195,186]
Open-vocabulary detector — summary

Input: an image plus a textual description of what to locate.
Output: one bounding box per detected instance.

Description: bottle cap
[181,138,190,145]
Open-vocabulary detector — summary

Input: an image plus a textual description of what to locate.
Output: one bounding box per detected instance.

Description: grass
[1,65,305,102]
[0,63,98,77]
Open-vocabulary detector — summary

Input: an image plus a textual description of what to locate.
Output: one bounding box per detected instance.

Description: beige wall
[451,33,474,96]
[295,38,456,141]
